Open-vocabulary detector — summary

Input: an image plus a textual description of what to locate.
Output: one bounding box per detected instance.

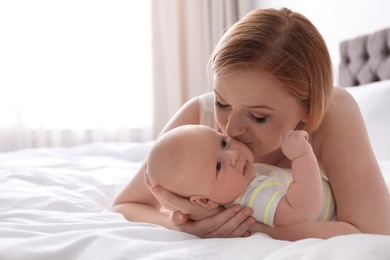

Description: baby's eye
[216,161,222,173]
[221,139,227,148]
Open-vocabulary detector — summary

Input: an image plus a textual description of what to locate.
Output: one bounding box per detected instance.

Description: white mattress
[1,142,390,260]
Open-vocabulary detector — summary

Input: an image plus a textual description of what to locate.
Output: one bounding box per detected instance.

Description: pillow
[344,80,390,161]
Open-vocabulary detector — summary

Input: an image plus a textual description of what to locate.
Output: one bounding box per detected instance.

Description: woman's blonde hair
[210,8,333,132]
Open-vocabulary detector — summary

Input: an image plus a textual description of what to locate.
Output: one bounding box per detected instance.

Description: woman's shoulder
[198,92,219,130]
[159,95,201,134]
[315,87,359,128]
[311,86,368,156]
[160,92,217,134]
[323,86,361,125]
[198,92,214,109]
[180,92,213,113]
[330,86,357,106]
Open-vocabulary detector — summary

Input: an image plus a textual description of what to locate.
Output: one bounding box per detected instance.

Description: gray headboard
[338,28,390,87]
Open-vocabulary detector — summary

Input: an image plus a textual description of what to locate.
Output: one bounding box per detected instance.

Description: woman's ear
[303,114,309,123]
[190,195,220,209]
[300,108,309,123]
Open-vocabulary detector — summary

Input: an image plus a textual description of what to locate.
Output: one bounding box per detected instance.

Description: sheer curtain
[151,0,255,138]
[0,1,153,152]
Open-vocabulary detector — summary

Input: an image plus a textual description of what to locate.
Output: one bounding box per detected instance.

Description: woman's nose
[226,113,247,138]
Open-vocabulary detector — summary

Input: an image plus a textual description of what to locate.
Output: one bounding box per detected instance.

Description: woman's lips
[243,141,252,146]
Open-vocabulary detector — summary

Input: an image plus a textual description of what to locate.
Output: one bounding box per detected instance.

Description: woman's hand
[150,184,215,220]
[150,184,256,238]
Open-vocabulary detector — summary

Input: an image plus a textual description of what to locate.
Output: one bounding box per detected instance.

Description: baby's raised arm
[273,130,323,226]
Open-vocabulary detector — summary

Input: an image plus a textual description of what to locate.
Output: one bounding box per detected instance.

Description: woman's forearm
[112,203,174,229]
[250,220,361,241]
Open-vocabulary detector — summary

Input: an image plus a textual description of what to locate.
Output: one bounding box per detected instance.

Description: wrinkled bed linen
[1,143,390,260]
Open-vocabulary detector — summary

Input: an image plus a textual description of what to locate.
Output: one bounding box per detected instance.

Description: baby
[146,125,335,226]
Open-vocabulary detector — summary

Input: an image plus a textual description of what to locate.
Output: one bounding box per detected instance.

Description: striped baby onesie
[228,163,336,226]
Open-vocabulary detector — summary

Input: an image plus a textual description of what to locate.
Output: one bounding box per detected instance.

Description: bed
[1,29,390,260]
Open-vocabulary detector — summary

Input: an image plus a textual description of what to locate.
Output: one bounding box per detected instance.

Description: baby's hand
[280,130,313,161]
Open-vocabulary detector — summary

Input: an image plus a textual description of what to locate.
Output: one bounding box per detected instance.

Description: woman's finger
[170,211,189,226]
[150,184,195,213]
[227,216,256,238]
[203,206,254,238]
[150,185,178,211]
[248,220,269,234]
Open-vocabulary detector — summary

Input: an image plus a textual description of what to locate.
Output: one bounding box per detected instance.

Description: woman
[112,8,390,240]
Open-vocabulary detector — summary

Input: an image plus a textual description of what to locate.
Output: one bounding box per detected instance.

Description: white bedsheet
[1,142,390,260]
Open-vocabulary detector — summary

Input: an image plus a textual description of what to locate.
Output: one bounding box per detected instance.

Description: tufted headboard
[338,28,390,87]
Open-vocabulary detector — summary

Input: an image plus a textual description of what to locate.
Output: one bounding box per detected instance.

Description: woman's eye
[221,139,227,148]
[216,161,222,172]
[250,114,266,123]
[215,100,229,109]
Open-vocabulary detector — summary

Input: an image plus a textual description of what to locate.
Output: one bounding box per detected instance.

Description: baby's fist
[280,130,312,160]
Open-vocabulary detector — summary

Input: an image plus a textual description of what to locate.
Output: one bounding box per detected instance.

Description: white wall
[255,0,390,85]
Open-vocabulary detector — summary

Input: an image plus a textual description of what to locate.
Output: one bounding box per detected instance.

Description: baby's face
[179,126,256,204]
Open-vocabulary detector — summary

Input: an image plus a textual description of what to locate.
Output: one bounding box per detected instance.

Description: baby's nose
[228,150,239,166]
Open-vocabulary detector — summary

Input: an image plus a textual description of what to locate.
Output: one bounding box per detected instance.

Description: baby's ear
[190,195,220,209]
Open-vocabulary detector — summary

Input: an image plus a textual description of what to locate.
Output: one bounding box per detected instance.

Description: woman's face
[213,69,307,163]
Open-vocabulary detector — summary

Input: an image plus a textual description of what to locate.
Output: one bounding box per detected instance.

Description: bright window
[0,1,152,130]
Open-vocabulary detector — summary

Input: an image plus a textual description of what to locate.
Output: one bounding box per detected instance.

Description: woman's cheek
[252,126,281,152]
